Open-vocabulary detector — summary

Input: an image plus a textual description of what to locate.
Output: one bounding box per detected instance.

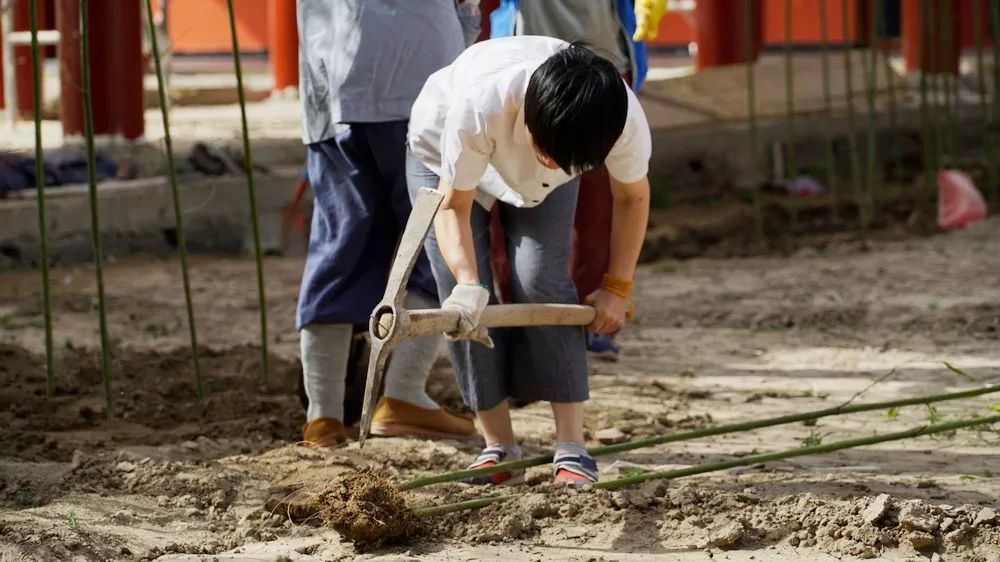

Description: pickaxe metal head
[357,190,597,448]
[358,188,444,447]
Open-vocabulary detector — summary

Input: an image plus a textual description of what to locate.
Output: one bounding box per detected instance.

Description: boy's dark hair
[524,43,628,175]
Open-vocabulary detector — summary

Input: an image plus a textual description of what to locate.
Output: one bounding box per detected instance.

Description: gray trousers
[405,152,588,411]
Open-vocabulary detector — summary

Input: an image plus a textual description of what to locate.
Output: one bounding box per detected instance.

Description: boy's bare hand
[584,289,627,334]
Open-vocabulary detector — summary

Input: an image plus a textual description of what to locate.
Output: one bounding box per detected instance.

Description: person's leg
[298,131,380,445]
[406,152,520,481]
[502,180,595,484]
[360,122,474,438]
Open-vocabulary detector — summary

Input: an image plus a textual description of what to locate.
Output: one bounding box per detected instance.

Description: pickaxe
[358,188,596,447]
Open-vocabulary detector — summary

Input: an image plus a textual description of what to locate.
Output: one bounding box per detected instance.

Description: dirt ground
[2,215,1000,562]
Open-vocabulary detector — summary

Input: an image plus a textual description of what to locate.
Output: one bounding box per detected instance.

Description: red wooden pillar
[56,0,143,139]
[901,0,961,74]
[268,0,298,92]
[13,0,46,115]
[693,0,763,70]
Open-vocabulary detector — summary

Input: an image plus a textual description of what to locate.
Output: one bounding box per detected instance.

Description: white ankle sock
[300,323,353,422]
[383,291,443,411]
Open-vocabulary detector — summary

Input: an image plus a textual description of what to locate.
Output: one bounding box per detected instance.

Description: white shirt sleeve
[439,97,494,191]
[604,89,652,184]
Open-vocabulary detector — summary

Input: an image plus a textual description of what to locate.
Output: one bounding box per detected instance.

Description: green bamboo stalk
[743,0,763,240]
[941,0,957,162]
[144,0,204,400]
[880,13,899,181]
[401,382,1000,490]
[975,0,998,205]
[412,415,1000,516]
[783,0,796,181]
[414,494,521,518]
[929,0,944,171]
[842,0,863,224]
[79,0,114,417]
[919,0,935,205]
[224,0,270,384]
[28,0,54,397]
[818,0,839,222]
[596,414,1000,490]
[991,0,1000,205]
[863,0,881,227]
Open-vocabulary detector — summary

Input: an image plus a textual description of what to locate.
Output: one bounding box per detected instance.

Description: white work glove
[441,283,494,348]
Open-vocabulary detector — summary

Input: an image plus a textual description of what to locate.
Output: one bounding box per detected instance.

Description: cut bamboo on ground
[402,381,1000,490]
[411,415,1000,519]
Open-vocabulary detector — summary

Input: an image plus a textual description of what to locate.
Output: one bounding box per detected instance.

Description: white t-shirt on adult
[408,36,651,210]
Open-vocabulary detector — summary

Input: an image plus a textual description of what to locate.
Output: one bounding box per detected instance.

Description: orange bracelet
[600,274,633,300]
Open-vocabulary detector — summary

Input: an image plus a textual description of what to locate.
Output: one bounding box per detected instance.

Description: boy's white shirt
[408,36,652,210]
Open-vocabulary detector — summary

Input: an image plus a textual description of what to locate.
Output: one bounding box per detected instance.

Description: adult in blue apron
[296,0,481,446]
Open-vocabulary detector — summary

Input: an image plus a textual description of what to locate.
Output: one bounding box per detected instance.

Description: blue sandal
[553,450,599,486]
[464,446,525,486]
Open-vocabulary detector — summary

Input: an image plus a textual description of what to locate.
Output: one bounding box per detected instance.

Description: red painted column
[901,0,960,74]
[12,0,46,116]
[693,0,763,70]
[268,0,298,92]
[57,0,144,139]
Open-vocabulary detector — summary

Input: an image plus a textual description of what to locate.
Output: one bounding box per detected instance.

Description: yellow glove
[633,0,667,42]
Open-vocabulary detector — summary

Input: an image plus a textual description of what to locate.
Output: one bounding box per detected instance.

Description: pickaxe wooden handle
[358,189,596,447]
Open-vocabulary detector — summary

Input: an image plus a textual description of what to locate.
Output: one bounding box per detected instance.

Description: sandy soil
[2,217,999,561]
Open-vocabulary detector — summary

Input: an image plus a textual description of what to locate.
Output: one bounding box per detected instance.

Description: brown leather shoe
[302,417,348,448]
[370,397,477,439]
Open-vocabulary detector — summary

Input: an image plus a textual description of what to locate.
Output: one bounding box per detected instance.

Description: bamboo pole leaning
[224,0,271,384]
[841,0,863,225]
[78,0,114,417]
[743,0,764,241]
[144,0,205,400]
[413,415,1000,518]
[818,0,839,223]
[28,0,54,396]
[402,381,1000,491]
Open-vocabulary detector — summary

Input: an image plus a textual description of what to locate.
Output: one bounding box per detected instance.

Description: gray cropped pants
[405,151,588,411]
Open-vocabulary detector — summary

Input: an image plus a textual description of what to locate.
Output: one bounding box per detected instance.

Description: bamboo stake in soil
[28,0,54,396]
[144,0,204,400]
[881,20,899,181]
[743,0,764,240]
[818,0,839,223]
[412,415,1000,517]
[918,0,935,206]
[783,0,797,181]
[79,0,114,417]
[991,0,1000,205]
[402,382,1000,490]
[863,0,881,227]
[975,0,998,205]
[941,0,957,162]
[224,0,270,384]
[841,0,863,224]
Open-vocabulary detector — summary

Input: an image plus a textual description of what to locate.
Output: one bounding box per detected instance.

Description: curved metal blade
[382,188,444,306]
[358,339,390,448]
